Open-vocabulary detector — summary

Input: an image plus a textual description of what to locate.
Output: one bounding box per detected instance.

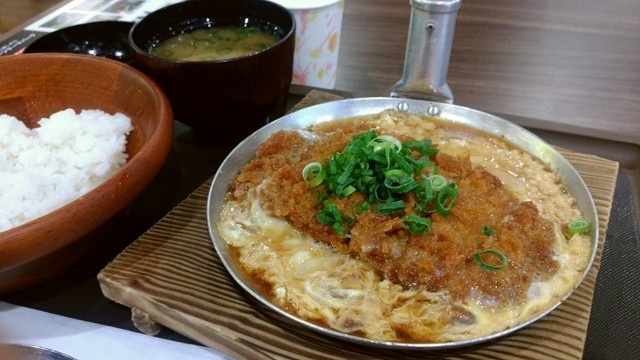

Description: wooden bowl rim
[0,53,174,271]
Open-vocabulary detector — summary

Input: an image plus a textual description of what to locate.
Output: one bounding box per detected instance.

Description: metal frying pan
[205,96,598,349]
[206,0,598,349]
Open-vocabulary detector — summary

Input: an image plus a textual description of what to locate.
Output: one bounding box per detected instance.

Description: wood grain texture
[0,0,60,36]
[98,92,618,360]
[337,0,640,145]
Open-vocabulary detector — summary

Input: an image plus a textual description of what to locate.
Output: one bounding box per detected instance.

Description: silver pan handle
[391,0,461,103]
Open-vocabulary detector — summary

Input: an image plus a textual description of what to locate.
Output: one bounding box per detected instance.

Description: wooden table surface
[2,0,638,145]
[0,0,60,35]
[338,0,640,145]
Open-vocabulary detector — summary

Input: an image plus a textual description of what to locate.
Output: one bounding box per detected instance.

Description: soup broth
[151,25,280,61]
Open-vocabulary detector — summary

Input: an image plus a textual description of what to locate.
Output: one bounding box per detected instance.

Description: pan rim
[206,97,599,349]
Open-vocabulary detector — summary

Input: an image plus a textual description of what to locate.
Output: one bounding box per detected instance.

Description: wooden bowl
[0,53,174,293]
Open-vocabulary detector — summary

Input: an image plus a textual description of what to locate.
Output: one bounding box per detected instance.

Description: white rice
[0,109,133,232]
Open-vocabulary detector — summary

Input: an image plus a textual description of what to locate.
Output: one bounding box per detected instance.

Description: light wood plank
[98,92,618,360]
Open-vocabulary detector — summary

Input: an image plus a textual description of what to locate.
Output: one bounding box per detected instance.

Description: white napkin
[0,302,231,360]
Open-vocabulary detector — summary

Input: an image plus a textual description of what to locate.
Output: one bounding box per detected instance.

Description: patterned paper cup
[268,0,344,89]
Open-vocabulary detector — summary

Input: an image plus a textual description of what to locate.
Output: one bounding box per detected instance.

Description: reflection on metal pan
[206,97,598,349]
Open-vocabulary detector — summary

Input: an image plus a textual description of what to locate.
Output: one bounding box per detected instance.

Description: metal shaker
[391,0,461,103]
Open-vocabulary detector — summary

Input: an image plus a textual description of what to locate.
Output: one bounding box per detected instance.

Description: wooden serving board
[98,91,619,360]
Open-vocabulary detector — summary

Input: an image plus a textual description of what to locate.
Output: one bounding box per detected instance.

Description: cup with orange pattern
[268,0,344,89]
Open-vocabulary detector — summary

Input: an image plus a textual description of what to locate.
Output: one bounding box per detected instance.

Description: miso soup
[151,25,280,61]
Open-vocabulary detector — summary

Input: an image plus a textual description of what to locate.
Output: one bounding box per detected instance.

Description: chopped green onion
[372,184,392,202]
[567,219,591,235]
[401,215,432,235]
[384,175,419,193]
[389,150,414,174]
[402,139,429,149]
[341,185,357,197]
[375,200,405,215]
[368,135,401,169]
[473,249,508,272]
[332,222,347,236]
[383,169,408,178]
[369,135,402,153]
[413,156,429,175]
[316,200,351,236]
[403,139,438,157]
[352,201,371,217]
[482,226,495,236]
[427,174,448,191]
[302,162,325,187]
[419,159,439,175]
[415,179,434,204]
[435,183,458,216]
[328,156,338,174]
[305,130,455,236]
[311,189,327,205]
[336,155,357,186]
